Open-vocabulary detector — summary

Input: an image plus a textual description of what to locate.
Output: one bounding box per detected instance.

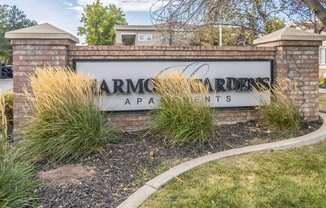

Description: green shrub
[24,67,114,163]
[259,83,301,131]
[0,142,37,208]
[151,73,213,144]
[0,93,37,208]
[320,76,326,88]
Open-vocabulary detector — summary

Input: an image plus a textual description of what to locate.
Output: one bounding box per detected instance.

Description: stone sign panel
[75,60,272,111]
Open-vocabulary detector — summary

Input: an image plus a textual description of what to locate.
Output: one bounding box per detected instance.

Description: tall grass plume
[0,93,7,141]
[254,80,301,131]
[24,67,114,163]
[151,73,213,144]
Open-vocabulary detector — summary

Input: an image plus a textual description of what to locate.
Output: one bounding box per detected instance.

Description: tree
[302,0,326,28]
[151,0,287,46]
[78,0,127,45]
[0,5,37,63]
[282,0,326,34]
[191,25,256,46]
[227,0,286,36]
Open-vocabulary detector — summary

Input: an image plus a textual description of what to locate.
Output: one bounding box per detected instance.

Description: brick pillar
[5,23,78,139]
[254,26,326,121]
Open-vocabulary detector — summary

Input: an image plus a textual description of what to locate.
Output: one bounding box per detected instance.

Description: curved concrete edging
[118,113,326,208]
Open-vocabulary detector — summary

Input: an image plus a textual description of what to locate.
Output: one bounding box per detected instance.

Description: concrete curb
[117,113,326,208]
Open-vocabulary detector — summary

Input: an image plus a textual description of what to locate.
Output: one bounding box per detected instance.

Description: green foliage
[0,5,37,63]
[25,105,112,163]
[151,74,213,144]
[191,26,220,46]
[320,76,326,88]
[142,143,326,208]
[264,17,285,34]
[222,27,255,46]
[78,0,127,45]
[23,68,115,163]
[261,101,301,131]
[259,85,301,131]
[154,97,213,144]
[0,143,37,208]
[191,25,272,46]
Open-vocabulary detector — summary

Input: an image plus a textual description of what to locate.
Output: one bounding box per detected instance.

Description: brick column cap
[5,23,79,43]
[253,26,326,46]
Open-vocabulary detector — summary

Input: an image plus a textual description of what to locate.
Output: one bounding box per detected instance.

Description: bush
[258,83,301,131]
[24,67,114,163]
[151,73,213,144]
[0,93,37,208]
[0,142,37,208]
[320,76,326,88]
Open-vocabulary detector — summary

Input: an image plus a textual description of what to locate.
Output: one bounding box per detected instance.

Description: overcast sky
[1,0,156,42]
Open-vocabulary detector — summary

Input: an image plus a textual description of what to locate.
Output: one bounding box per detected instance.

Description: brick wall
[9,42,321,134]
[69,46,274,132]
[107,108,259,133]
[68,45,275,62]
[256,40,321,121]
[11,39,74,138]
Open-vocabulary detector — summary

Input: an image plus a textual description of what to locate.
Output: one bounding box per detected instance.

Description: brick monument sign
[5,23,326,139]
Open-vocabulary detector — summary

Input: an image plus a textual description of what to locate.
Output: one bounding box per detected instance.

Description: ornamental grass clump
[152,73,213,144]
[256,82,301,131]
[0,93,8,141]
[1,92,13,128]
[0,93,37,208]
[24,67,113,163]
[0,141,37,208]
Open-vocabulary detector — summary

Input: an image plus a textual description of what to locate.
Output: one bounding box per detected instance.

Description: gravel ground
[36,120,322,208]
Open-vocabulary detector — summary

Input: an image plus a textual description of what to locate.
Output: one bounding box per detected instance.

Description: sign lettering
[75,60,272,111]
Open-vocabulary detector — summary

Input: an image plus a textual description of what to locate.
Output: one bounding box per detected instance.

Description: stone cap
[5,23,79,43]
[254,26,326,45]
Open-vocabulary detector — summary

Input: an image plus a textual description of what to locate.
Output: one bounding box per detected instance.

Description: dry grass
[23,67,114,163]
[254,81,301,131]
[154,72,209,98]
[27,67,97,114]
[320,93,326,112]
[151,73,213,144]
[0,93,7,141]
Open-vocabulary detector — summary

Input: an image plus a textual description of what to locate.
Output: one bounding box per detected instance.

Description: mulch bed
[36,119,322,208]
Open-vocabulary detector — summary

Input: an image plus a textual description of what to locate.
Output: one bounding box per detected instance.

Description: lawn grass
[142,143,326,208]
[320,93,326,112]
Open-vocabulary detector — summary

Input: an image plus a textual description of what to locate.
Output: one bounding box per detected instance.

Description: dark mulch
[36,119,322,208]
